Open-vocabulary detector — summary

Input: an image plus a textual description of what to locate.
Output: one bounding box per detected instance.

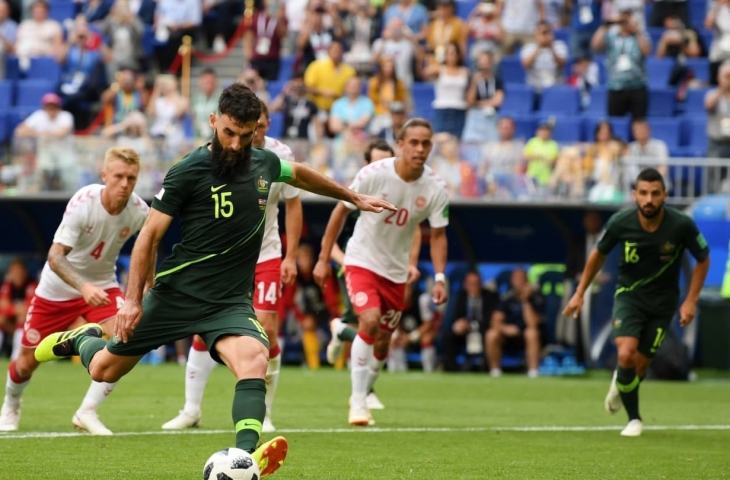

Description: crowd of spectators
[0,0,728,200]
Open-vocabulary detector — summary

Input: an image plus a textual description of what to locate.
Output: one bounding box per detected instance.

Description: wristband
[434,272,446,284]
[408,330,421,343]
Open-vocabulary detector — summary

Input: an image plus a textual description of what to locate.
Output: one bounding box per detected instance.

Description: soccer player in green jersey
[33,83,395,476]
[564,168,710,437]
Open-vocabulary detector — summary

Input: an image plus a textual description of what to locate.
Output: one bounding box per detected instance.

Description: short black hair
[636,167,666,190]
[218,83,261,126]
[398,117,433,140]
[364,139,394,163]
[258,97,269,119]
[200,67,217,76]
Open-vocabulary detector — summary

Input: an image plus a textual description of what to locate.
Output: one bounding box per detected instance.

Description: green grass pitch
[1,360,730,479]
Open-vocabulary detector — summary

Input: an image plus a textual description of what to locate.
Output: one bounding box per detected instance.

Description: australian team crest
[256,176,269,193]
[662,241,675,253]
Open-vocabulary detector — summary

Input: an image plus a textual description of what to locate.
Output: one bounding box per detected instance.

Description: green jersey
[152,145,292,304]
[597,206,709,313]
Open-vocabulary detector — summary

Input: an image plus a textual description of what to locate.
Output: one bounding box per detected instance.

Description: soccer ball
[203,448,260,480]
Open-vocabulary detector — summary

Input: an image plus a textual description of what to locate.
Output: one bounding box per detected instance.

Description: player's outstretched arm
[286,162,395,213]
[429,227,448,304]
[563,249,607,319]
[314,202,351,288]
[282,196,303,286]
[48,243,110,307]
[116,208,173,343]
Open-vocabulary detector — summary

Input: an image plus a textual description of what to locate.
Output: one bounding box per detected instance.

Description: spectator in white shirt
[625,118,670,190]
[520,21,568,92]
[14,93,74,140]
[14,0,62,70]
[154,0,202,72]
[498,0,544,54]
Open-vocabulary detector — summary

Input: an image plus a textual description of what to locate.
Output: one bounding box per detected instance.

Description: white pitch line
[1,425,730,440]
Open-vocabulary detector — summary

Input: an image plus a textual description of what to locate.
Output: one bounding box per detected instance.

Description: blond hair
[104,146,141,169]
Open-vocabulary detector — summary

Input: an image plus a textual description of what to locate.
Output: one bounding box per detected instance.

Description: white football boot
[0,402,20,431]
[326,319,345,365]
[72,409,113,436]
[262,413,276,433]
[620,419,643,437]
[348,400,371,427]
[161,410,201,430]
[366,391,385,410]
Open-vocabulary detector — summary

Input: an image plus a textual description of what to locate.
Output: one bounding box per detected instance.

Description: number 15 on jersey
[212,192,234,219]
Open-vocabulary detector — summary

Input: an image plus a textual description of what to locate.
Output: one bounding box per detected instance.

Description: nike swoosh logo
[211,184,227,192]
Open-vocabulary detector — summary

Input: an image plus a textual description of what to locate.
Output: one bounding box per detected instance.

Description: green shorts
[337,265,358,325]
[107,283,269,364]
[612,297,673,358]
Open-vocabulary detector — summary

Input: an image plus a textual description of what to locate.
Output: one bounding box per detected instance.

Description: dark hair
[445,41,464,67]
[218,83,261,126]
[258,97,269,119]
[631,118,648,127]
[290,72,305,81]
[200,67,217,77]
[364,139,394,163]
[594,120,614,141]
[636,168,666,190]
[397,117,433,140]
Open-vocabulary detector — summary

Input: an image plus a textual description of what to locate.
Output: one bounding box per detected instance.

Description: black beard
[209,132,253,182]
[638,203,664,219]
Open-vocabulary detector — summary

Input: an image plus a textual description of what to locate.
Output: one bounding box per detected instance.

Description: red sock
[8,361,30,384]
[191,338,207,352]
[270,343,281,358]
[373,350,387,361]
[357,330,375,345]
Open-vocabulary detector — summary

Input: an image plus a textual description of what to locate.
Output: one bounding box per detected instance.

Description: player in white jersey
[314,118,450,426]
[162,98,302,433]
[0,147,149,435]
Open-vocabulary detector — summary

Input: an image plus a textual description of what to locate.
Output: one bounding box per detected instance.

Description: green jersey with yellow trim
[152,145,292,304]
[597,206,709,313]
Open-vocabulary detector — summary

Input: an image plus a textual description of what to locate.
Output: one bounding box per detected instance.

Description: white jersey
[344,158,449,283]
[35,185,149,301]
[258,136,300,264]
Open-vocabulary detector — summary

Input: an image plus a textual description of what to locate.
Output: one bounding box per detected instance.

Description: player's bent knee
[617,347,637,368]
[358,311,380,336]
[486,328,500,344]
[524,327,539,343]
[88,350,138,383]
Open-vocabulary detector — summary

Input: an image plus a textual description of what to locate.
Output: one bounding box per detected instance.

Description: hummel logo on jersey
[85,226,93,234]
[211,184,227,192]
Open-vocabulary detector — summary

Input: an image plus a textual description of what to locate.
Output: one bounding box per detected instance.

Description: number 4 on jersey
[90,242,105,260]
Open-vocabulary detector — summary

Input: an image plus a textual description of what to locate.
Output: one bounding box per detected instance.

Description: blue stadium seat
[508,114,537,141]
[497,56,526,84]
[683,88,710,116]
[455,0,478,19]
[4,55,19,80]
[266,80,286,99]
[537,115,582,143]
[277,55,296,82]
[701,31,713,56]
[553,29,569,50]
[582,116,631,142]
[182,113,194,138]
[646,57,674,88]
[647,118,682,149]
[689,1,707,29]
[585,86,607,115]
[685,57,710,84]
[539,86,580,115]
[16,80,56,108]
[647,28,664,55]
[48,0,77,23]
[27,57,62,85]
[268,111,284,138]
[680,116,707,156]
[0,80,12,109]
[501,84,534,114]
[7,107,35,133]
[647,87,676,117]
[142,25,155,57]
[0,112,8,143]
[411,82,435,120]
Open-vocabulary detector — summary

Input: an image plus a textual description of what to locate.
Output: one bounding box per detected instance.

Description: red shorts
[22,288,124,348]
[253,258,282,312]
[345,265,406,333]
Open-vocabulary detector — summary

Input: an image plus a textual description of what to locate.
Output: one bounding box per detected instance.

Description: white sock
[366,357,386,393]
[387,348,406,373]
[4,369,30,408]
[350,334,373,402]
[184,348,217,415]
[265,353,281,417]
[10,330,22,361]
[421,346,436,373]
[79,381,117,411]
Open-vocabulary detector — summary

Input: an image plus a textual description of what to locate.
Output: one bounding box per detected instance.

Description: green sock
[75,337,108,369]
[616,366,641,421]
[233,378,266,453]
[338,325,357,342]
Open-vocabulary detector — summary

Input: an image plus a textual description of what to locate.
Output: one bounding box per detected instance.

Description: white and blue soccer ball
[203,448,260,480]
